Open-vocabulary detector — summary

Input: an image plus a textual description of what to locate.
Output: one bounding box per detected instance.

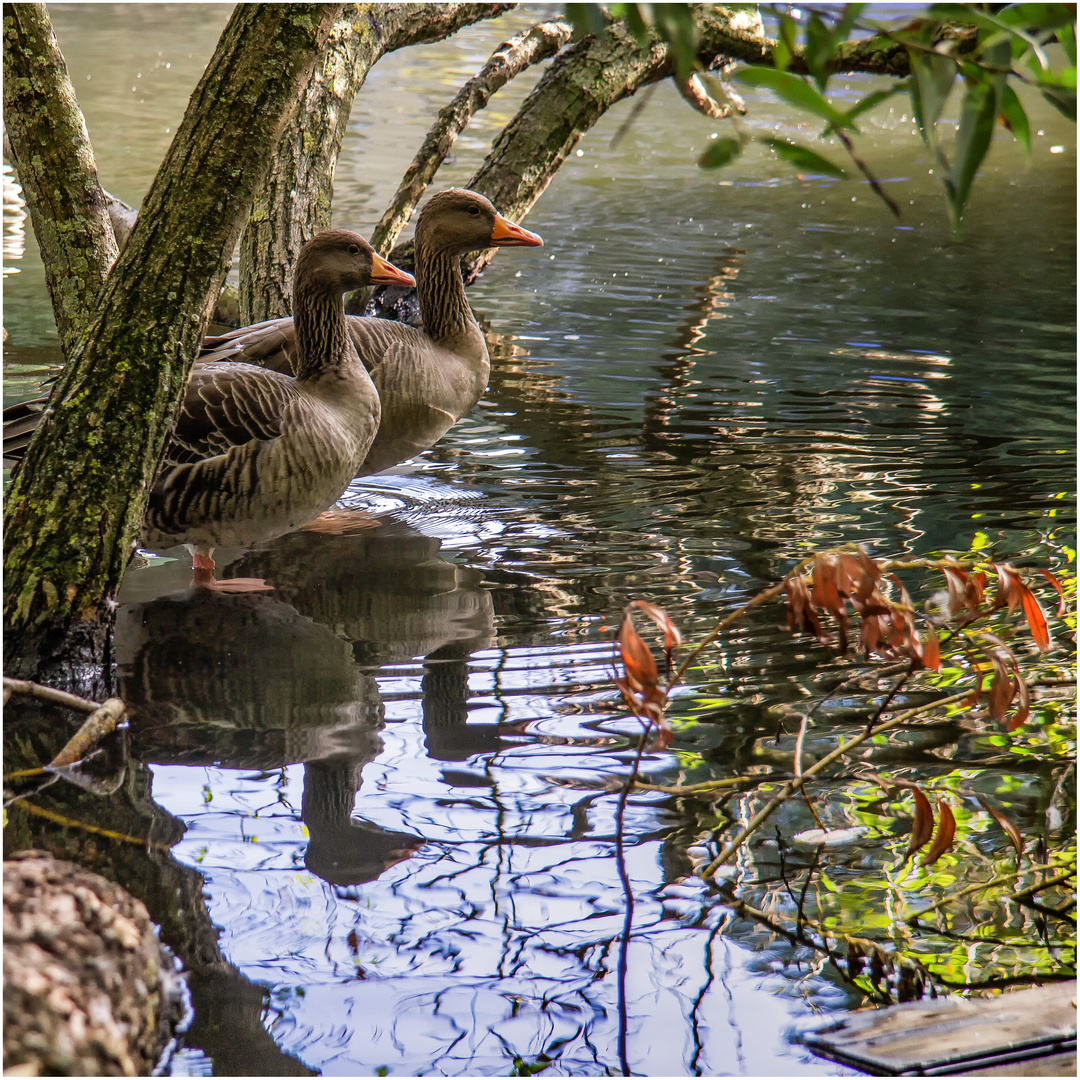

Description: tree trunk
[3,3,344,683]
[2,4,118,357]
[238,1,512,325]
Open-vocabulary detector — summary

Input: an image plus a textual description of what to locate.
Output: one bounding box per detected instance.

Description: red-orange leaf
[629,600,683,672]
[966,571,987,613]
[987,668,1016,723]
[922,801,956,865]
[812,554,844,615]
[1007,672,1031,732]
[904,786,935,859]
[1034,569,1067,616]
[618,614,657,690]
[786,575,826,641]
[942,567,969,615]
[976,795,1024,861]
[1019,585,1050,652]
[920,629,941,672]
[992,564,1024,613]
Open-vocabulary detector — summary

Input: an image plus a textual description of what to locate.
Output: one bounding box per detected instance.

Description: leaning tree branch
[370,18,574,258]
[2,4,118,356]
[239,2,512,324]
[383,7,979,286]
[458,4,766,282]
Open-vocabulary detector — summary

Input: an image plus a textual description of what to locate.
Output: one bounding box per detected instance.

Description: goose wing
[166,362,298,465]
[199,318,299,375]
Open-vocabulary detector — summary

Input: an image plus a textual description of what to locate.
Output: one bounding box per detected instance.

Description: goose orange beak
[369,252,416,289]
[489,213,544,248]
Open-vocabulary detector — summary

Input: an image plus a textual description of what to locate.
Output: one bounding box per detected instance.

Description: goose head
[295,230,416,296]
[415,189,543,256]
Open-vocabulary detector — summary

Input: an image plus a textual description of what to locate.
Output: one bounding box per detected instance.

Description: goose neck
[293,287,351,381]
[415,241,475,343]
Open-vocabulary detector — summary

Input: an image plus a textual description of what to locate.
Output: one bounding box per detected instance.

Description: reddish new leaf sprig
[781,550,1065,728]
[614,601,682,750]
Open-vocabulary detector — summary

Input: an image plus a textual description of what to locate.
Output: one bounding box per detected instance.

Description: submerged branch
[906,863,1076,924]
[3,676,102,714]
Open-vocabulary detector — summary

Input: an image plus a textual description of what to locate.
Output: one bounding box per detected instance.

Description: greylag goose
[140,231,414,583]
[198,188,543,474]
[2,191,540,473]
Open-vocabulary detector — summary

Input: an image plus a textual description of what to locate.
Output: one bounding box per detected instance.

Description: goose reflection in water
[116,515,512,885]
[229,515,515,763]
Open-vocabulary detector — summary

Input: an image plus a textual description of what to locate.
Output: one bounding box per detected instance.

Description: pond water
[3,5,1076,1077]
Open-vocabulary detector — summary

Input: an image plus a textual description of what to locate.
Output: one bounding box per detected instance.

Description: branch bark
[2,4,118,356]
[3,4,345,681]
[238,1,512,325]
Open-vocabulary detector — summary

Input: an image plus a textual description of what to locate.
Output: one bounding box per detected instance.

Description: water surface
[3,5,1075,1076]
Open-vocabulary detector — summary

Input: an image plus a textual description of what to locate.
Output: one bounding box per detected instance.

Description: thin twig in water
[10,800,173,850]
[905,863,1075,923]
[614,726,650,1077]
[701,686,976,879]
[630,774,758,794]
[794,712,827,830]
[796,846,821,934]
[673,557,815,689]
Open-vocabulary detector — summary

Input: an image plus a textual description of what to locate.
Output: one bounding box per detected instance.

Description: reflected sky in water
[3,4,1075,1076]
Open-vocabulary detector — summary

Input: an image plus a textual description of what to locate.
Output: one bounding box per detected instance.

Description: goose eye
[467,206,480,216]
[348,244,360,254]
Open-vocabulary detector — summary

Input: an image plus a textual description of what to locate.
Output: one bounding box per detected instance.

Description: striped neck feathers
[293,284,353,381]
[414,239,477,343]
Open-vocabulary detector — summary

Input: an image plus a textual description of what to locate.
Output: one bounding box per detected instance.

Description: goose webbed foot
[301,508,378,535]
[190,566,274,593]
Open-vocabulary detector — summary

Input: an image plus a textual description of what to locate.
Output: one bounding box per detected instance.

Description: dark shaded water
[3,6,1075,1076]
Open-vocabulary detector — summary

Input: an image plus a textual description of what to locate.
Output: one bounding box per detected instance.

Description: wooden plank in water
[800,982,1076,1076]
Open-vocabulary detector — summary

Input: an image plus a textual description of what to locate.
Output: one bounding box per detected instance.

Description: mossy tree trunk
[2,4,118,357]
[3,3,345,683]
[238,1,512,325]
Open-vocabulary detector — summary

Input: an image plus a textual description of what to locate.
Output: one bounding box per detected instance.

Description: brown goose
[140,231,414,582]
[198,189,543,474]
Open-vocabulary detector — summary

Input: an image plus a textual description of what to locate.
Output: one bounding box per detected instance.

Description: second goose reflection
[117,517,509,886]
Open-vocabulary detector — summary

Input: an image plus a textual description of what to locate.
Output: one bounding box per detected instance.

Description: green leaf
[759,137,848,179]
[698,138,744,170]
[611,3,654,47]
[1031,64,1078,89]
[987,3,1076,32]
[564,3,607,39]
[1040,86,1077,119]
[775,12,797,72]
[999,84,1031,156]
[947,80,999,224]
[653,3,699,83]
[931,3,1074,34]
[735,67,854,130]
[908,48,958,142]
[1057,22,1077,67]
[805,12,834,90]
[834,3,866,43]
